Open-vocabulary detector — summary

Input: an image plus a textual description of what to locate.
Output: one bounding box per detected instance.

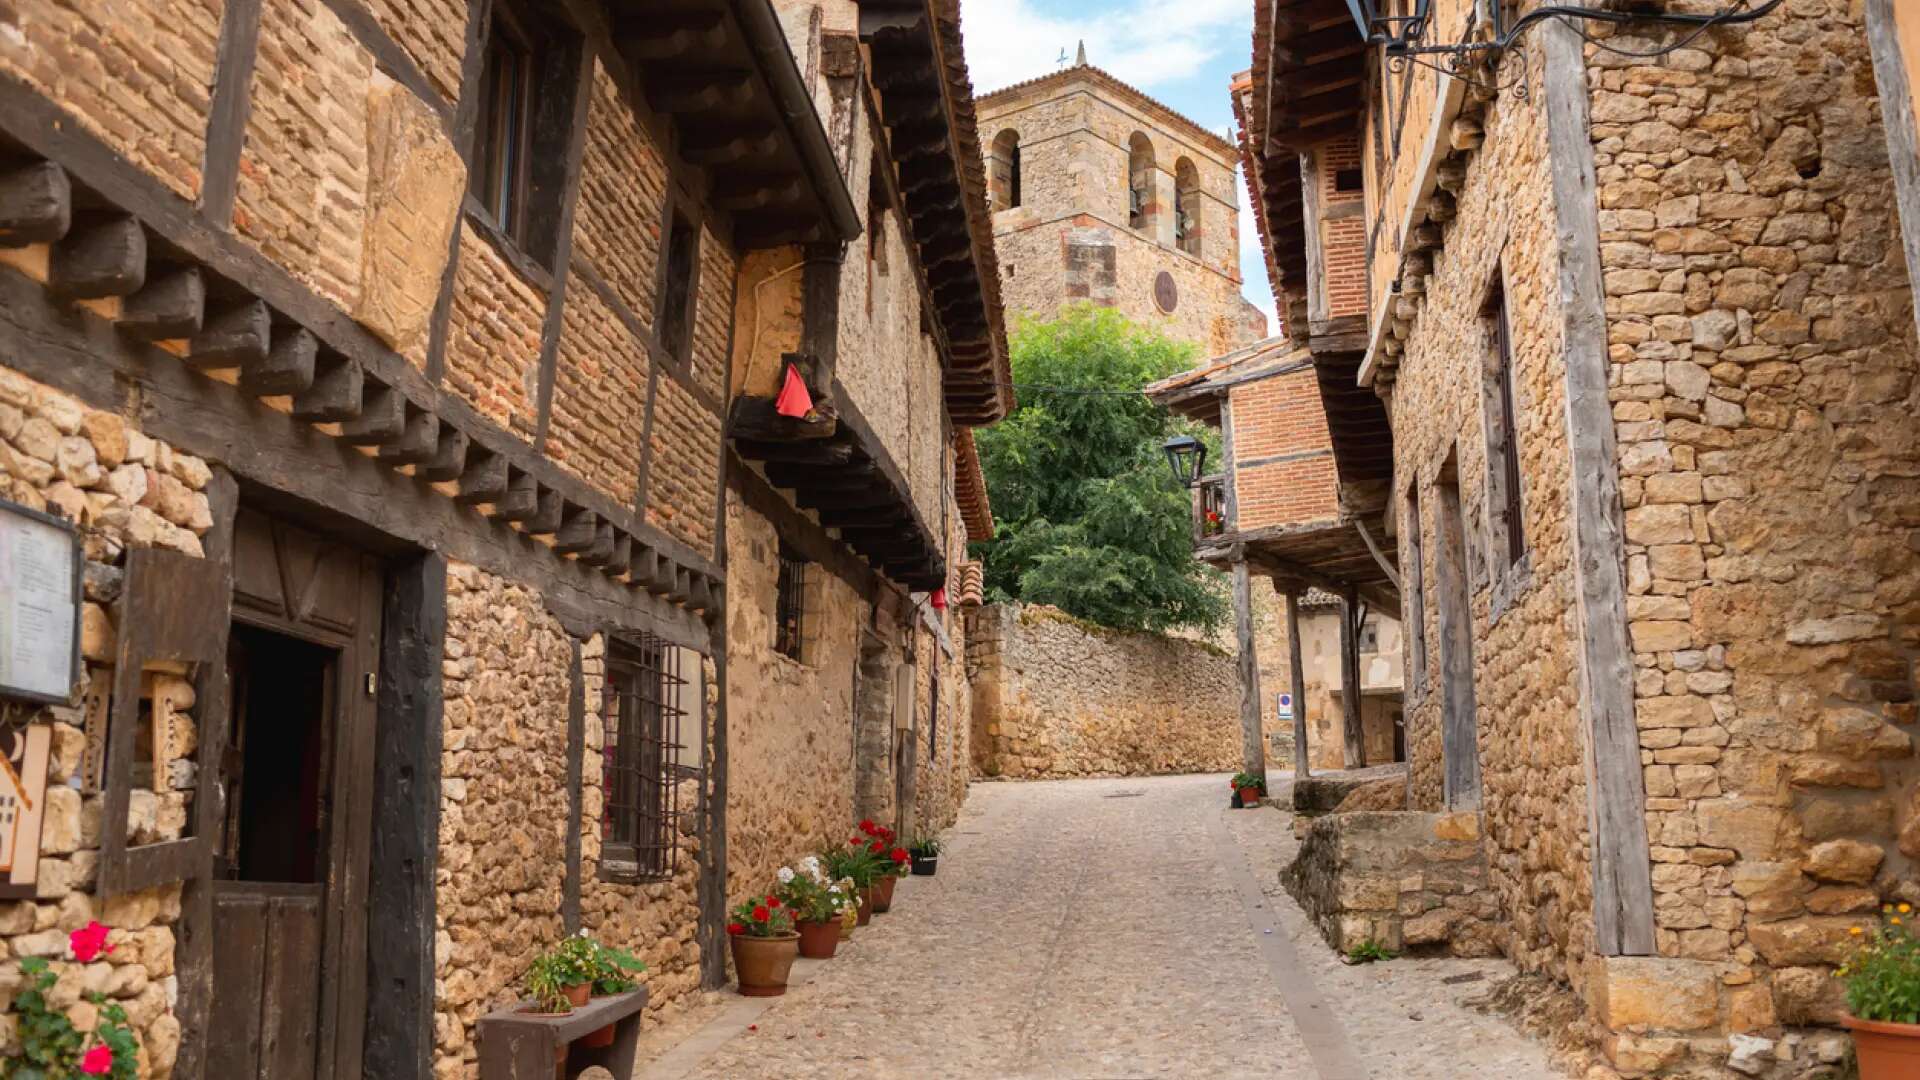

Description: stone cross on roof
[1076,40,1087,66]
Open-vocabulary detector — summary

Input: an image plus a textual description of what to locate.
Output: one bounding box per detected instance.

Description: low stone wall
[967,604,1240,779]
[1282,810,1502,957]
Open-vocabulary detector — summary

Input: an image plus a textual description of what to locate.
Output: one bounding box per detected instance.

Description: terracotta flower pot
[796,919,841,959]
[564,982,591,1008]
[1846,1014,1920,1078]
[871,875,898,913]
[1238,786,1263,807]
[730,932,800,997]
[856,886,874,926]
[581,997,617,1049]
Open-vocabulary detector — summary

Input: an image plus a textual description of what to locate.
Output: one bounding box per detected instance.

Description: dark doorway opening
[223,623,336,885]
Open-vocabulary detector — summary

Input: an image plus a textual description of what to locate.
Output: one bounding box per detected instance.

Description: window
[1334,167,1364,193]
[469,1,580,267]
[1174,157,1201,256]
[601,637,687,881]
[657,210,697,361]
[774,542,807,661]
[1359,619,1380,654]
[1482,271,1526,569]
[1128,133,1155,232]
[990,129,1022,211]
[1403,485,1428,692]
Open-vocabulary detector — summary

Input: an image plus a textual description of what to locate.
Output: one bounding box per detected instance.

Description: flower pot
[1238,786,1263,807]
[564,982,591,1008]
[581,1001,617,1049]
[1845,1014,1920,1078]
[796,919,841,959]
[856,886,874,926]
[730,932,800,997]
[871,876,898,914]
[910,853,938,876]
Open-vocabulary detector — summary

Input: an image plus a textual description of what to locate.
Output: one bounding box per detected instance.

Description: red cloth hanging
[775,363,814,418]
[930,587,948,611]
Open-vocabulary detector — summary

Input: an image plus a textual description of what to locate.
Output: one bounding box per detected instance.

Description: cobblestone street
[639,775,1559,1079]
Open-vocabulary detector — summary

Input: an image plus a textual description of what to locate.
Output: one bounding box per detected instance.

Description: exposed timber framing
[1285,587,1310,779]
[1867,0,1920,343]
[1338,587,1364,768]
[1541,21,1656,957]
[199,0,263,227]
[1232,555,1268,778]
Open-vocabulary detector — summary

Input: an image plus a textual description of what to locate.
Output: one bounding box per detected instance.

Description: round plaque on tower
[1153,271,1179,314]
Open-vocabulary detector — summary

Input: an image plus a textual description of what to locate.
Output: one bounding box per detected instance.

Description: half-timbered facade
[0,0,998,1076]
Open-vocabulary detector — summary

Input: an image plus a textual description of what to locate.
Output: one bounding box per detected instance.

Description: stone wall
[1282,810,1501,958]
[968,604,1240,779]
[0,368,221,1076]
[1582,1,1920,1055]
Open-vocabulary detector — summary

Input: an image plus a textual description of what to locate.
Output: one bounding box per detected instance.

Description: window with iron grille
[775,542,807,662]
[601,636,686,882]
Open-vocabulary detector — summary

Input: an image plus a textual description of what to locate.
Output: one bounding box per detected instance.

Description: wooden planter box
[476,988,649,1080]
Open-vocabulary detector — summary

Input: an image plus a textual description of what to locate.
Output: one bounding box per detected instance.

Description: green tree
[972,306,1226,633]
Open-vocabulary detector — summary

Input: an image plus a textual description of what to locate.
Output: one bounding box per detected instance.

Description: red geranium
[890,847,909,864]
[858,819,877,834]
[79,1045,113,1076]
[868,840,885,854]
[727,922,746,935]
[767,896,781,908]
[69,921,113,963]
[752,905,770,922]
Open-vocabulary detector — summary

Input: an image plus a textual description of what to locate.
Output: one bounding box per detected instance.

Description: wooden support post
[1339,588,1365,769]
[1231,558,1267,779]
[1286,588,1309,779]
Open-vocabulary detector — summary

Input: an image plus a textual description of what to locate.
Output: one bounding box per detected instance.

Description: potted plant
[581,936,645,1049]
[907,833,941,876]
[854,820,910,913]
[726,892,799,996]
[1840,903,1920,1077]
[823,841,882,926]
[835,876,860,940]
[9,923,141,1079]
[524,944,585,1015]
[1231,771,1266,808]
[777,856,854,959]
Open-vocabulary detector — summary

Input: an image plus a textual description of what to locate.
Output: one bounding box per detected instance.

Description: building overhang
[1198,528,1399,620]
[858,0,1013,427]
[615,0,862,248]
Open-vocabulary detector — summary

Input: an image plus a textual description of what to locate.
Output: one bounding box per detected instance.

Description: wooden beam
[554,508,599,555]
[189,300,271,371]
[1541,21,1655,957]
[1233,558,1268,779]
[1338,587,1365,768]
[732,438,854,467]
[376,410,439,466]
[1285,588,1310,779]
[290,355,363,422]
[339,383,405,445]
[200,0,263,227]
[525,488,564,535]
[49,214,145,299]
[0,160,70,246]
[419,426,469,483]
[493,472,539,522]
[118,267,205,341]
[454,449,507,504]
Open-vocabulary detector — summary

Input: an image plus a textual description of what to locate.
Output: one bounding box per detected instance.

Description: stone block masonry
[968,604,1241,779]
[1282,810,1502,958]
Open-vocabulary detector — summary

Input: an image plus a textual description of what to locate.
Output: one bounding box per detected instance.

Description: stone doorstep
[631,954,833,1080]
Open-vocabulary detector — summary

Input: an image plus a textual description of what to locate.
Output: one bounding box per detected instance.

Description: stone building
[1244,0,1920,1073]
[0,0,1000,1076]
[975,50,1268,356]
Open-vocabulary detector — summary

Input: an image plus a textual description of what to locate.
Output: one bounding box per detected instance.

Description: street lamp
[1161,435,1206,489]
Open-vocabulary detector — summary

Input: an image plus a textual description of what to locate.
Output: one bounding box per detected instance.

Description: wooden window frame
[1481,265,1527,573]
[1401,481,1428,700]
[654,198,702,365]
[467,0,583,271]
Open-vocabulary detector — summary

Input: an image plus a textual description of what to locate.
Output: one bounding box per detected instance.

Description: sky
[958,0,1277,333]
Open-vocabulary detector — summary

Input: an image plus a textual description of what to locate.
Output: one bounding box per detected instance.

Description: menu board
[0,501,80,705]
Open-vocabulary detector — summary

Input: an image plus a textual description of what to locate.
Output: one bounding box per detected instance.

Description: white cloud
[960,0,1250,94]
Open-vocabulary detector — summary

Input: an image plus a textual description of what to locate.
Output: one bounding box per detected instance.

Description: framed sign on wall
[0,498,82,705]
[0,722,51,898]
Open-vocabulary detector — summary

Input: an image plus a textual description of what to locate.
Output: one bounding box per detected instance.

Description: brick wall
[571,62,669,330]
[1228,369,1340,530]
[359,0,468,102]
[1318,135,1368,319]
[236,0,373,312]
[0,0,225,201]
[442,222,547,437]
[645,375,720,559]
[547,279,650,504]
[691,225,735,403]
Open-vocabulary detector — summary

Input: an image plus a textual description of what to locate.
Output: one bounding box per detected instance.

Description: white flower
[776,867,795,884]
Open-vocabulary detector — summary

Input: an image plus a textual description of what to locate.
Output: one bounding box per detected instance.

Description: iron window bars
[602,635,689,882]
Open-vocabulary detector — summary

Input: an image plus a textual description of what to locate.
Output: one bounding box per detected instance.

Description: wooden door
[209,509,382,1080]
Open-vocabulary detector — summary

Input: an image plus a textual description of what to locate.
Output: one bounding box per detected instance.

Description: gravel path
[649,774,1561,1080]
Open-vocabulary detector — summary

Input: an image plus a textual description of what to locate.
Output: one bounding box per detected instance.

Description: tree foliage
[972,306,1226,633]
